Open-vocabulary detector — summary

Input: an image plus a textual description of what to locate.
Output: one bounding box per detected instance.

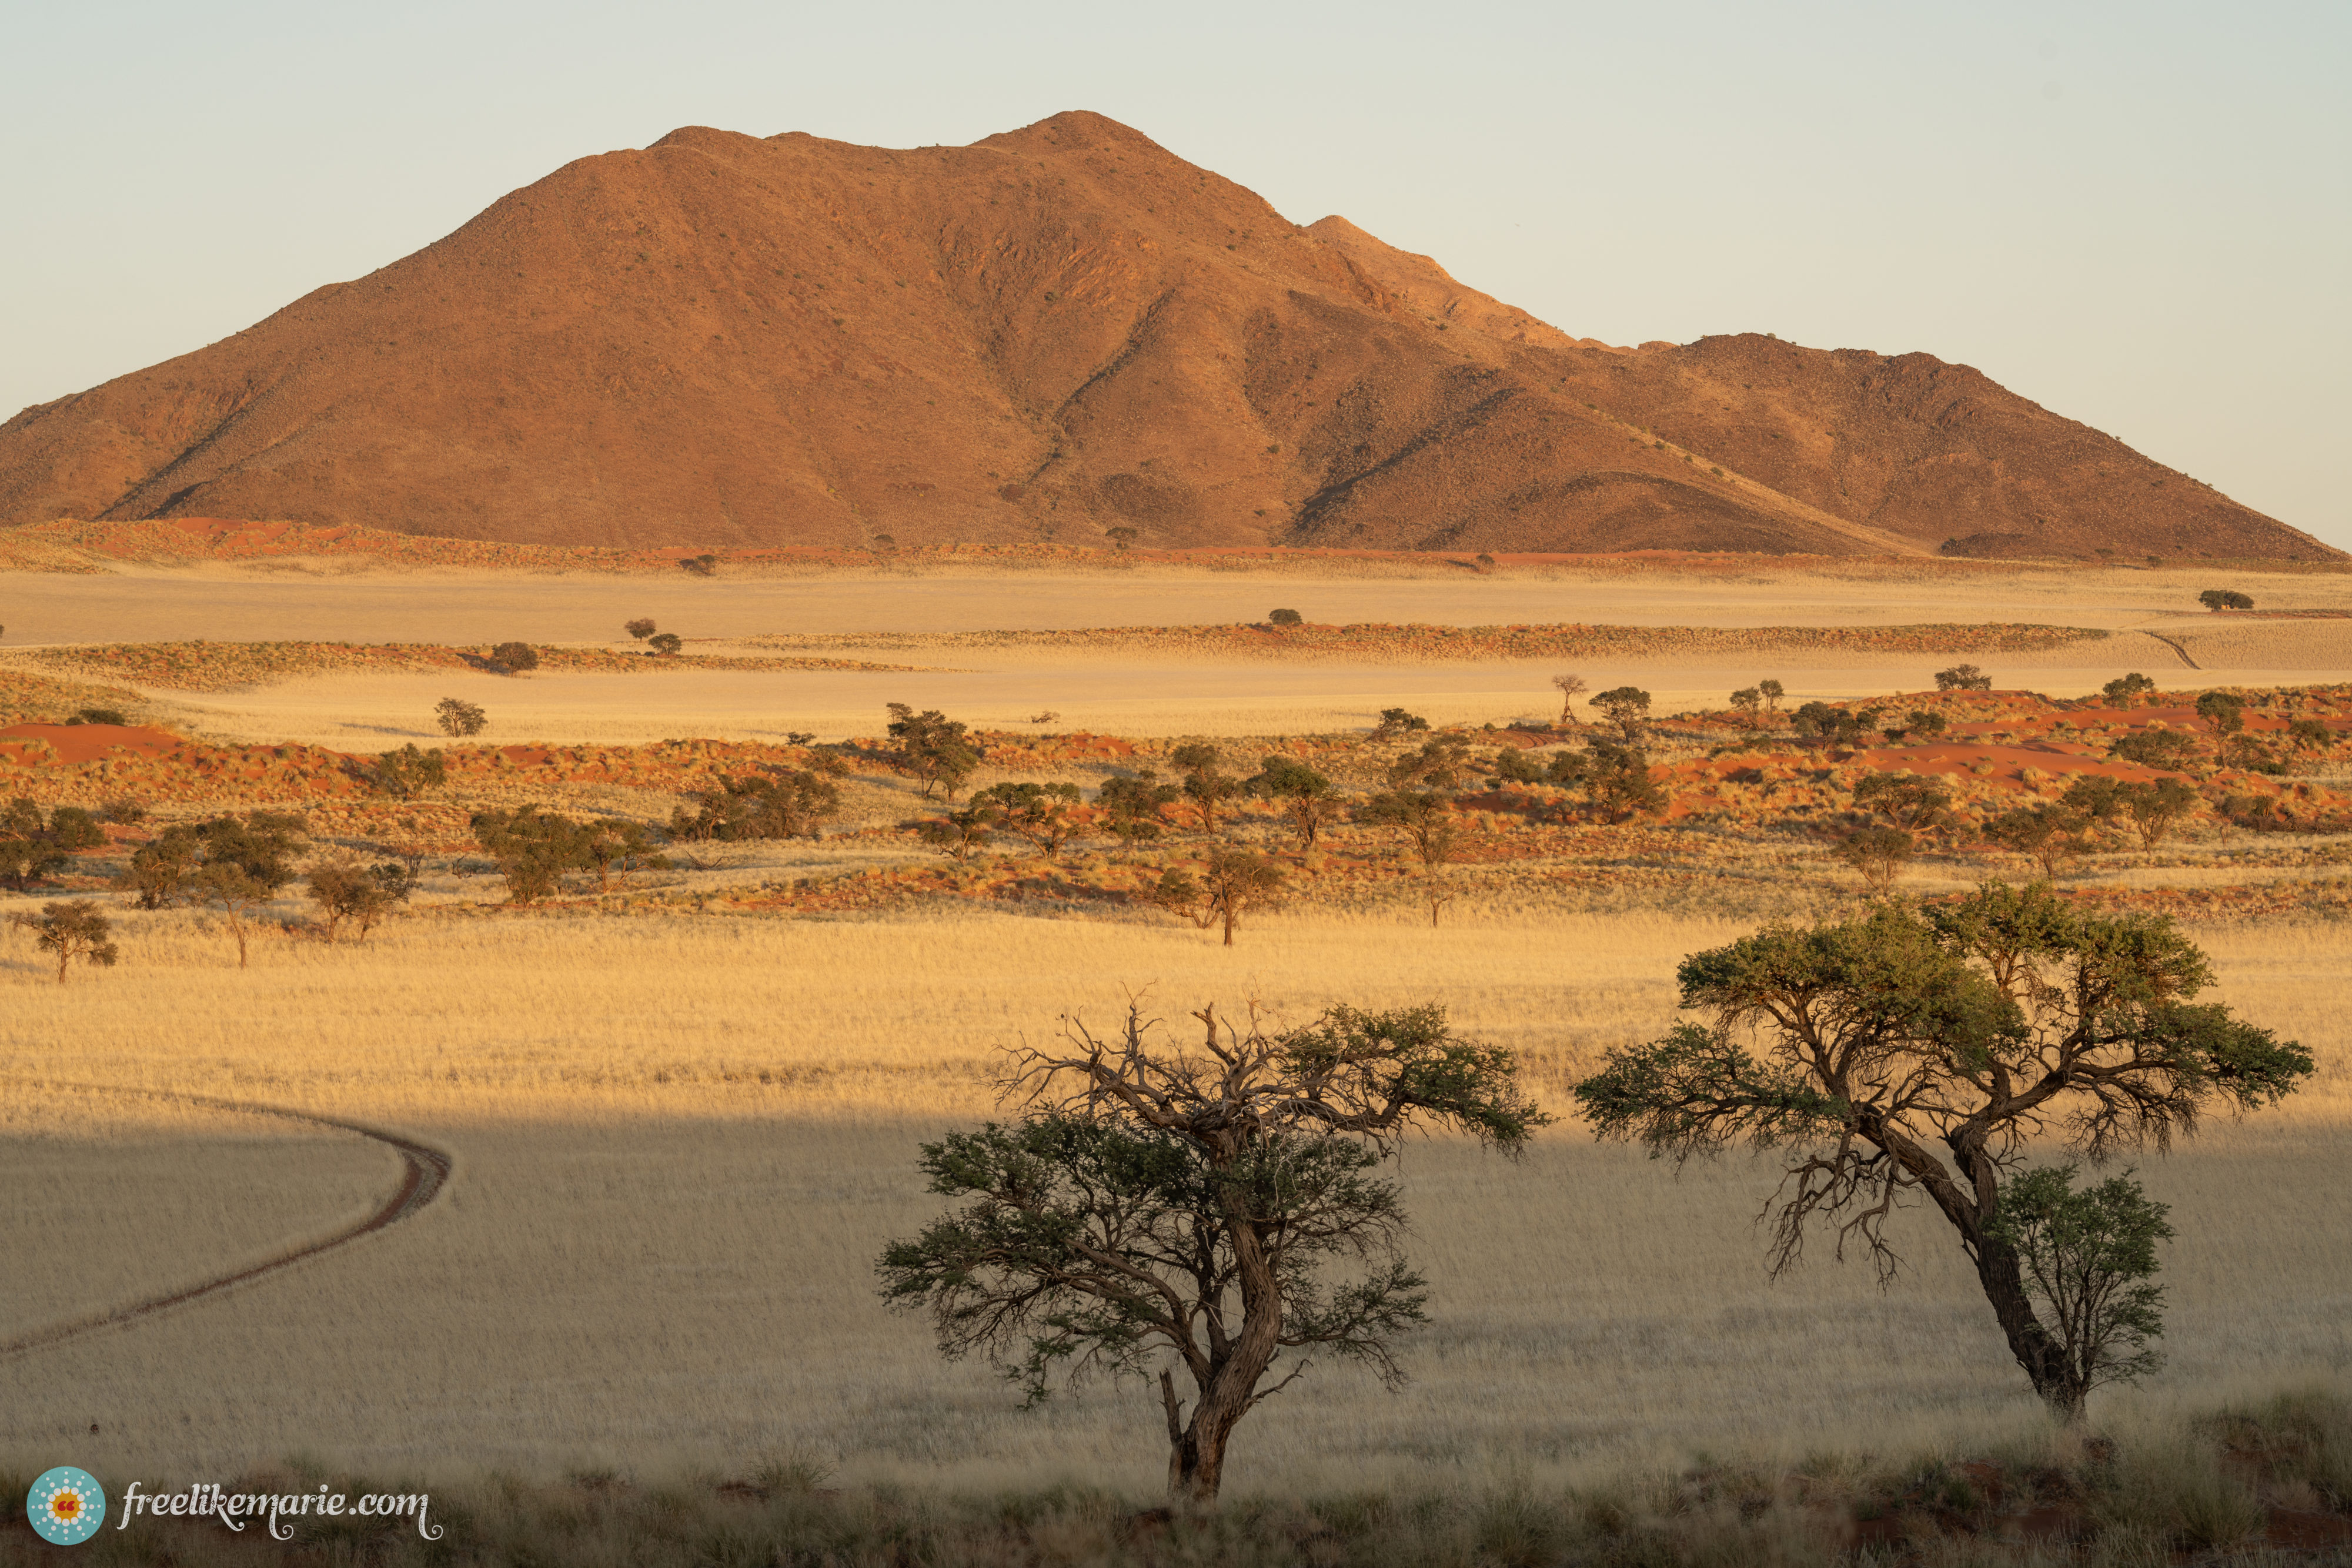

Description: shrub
[2197,588,2254,611]
[1373,707,1430,737]
[646,632,684,657]
[1589,686,1651,740]
[624,618,656,640]
[680,553,719,576]
[489,641,540,673]
[368,743,447,798]
[2102,672,2157,705]
[66,707,129,726]
[1267,607,1303,626]
[2194,690,2245,736]
[0,799,107,890]
[1836,826,1915,892]
[1934,663,1993,691]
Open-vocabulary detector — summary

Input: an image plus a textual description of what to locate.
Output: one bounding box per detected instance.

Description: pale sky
[6,1,2347,545]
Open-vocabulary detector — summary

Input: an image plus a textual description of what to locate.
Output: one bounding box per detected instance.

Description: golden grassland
[2,905,2346,1499]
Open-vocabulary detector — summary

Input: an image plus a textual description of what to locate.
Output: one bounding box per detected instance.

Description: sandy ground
[11,560,2352,646]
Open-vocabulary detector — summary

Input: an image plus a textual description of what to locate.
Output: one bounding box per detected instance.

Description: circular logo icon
[28,1467,105,1544]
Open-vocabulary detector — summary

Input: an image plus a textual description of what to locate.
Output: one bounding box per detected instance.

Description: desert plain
[3,549,2350,1559]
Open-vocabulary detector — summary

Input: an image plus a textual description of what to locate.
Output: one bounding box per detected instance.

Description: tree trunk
[1970,1232,2083,1416]
[1163,1180,1285,1502]
[1219,902,1235,947]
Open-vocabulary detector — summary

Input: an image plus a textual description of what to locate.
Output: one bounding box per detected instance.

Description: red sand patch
[0,722,184,765]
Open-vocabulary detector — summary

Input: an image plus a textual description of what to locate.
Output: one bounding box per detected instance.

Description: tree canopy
[878,1001,1548,1500]
[1572,882,2309,1416]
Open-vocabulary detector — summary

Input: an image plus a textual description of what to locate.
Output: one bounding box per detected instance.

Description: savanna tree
[2111,779,2199,850]
[877,1001,1548,1501]
[916,803,999,862]
[489,641,540,673]
[2102,673,2157,706]
[1360,789,1457,874]
[1098,771,1180,842]
[1252,757,1339,850]
[1591,686,1651,741]
[1836,826,1915,893]
[1573,882,2309,1417]
[625,617,657,640]
[436,697,489,738]
[886,704,981,801]
[0,800,105,890]
[1936,664,1994,692]
[8,900,119,983]
[2109,729,2199,773]
[1853,773,1952,834]
[975,781,1088,858]
[1758,678,1786,714]
[366,743,447,799]
[469,804,589,903]
[2194,691,2246,738]
[1382,736,1476,792]
[1581,741,1665,824]
[2197,589,2253,612]
[1550,673,1588,726]
[1171,744,1240,834]
[1729,687,1763,724]
[1986,804,2092,878]
[1373,708,1430,738]
[1152,850,1284,947]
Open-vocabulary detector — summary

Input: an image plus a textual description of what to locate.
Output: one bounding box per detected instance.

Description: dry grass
[2,904,2344,1494]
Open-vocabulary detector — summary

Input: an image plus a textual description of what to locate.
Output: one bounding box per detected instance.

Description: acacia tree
[1171,744,1239,834]
[877,1001,1548,1502]
[1836,826,1915,892]
[1252,757,1338,850]
[1987,1164,2174,1415]
[1590,686,1651,741]
[1098,771,1181,842]
[887,704,982,801]
[1549,673,1588,726]
[975,781,1088,858]
[1152,850,1284,946]
[2102,673,2157,706]
[8,900,119,983]
[1573,882,2309,1417]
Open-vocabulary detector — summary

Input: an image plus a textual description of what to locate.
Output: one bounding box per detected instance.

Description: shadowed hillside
[0,111,2331,561]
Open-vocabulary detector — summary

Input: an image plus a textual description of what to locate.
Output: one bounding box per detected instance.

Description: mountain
[0,111,2331,561]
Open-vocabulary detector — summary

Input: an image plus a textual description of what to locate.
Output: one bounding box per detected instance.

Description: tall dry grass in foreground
[1,905,2346,1493]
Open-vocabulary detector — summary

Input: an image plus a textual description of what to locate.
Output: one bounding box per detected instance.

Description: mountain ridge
[1,110,2332,562]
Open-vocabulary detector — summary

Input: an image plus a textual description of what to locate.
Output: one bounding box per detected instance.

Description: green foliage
[2109,778,2199,849]
[306,854,409,942]
[1729,686,1762,720]
[1572,883,2308,1412]
[1935,663,1993,691]
[1835,825,1915,892]
[914,803,998,861]
[470,804,593,904]
[2102,671,2157,705]
[886,703,980,800]
[1791,701,1885,750]
[64,706,129,726]
[646,631,684,657]
[2287,717,2335,753]
[1361,788,1458,872]
[1096,770,1180,841]
[1757,678,1785,711]
[2197,588,2254,611]
[1852,772,1951,833]
[6,899,119,983]
[1986,804,2092,877]
[1373,707,1430,737]
[2194,690,2246,736]
[670,770,840,842]
[1581,740,1665,824]
[879,999,1544,1499]
[973,780,1087,857]
[2109,727,2200,772]
[1905,707,1950,737]
[1151,848,1285,945]
[1267,607,1303,626]
[1251,756,1338,848]
[0,798,106,890]
[435,696,489,737]
[1382,735,1476,791]
[624,617,656,640]
[489,640,540,673]
[1988,1164,2172,1416]
[1590,686,1651,740]
[1170,742,1240,832]
[367,743,447,798]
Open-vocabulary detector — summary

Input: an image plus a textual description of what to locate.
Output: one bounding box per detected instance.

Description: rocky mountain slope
[1,111,2330,561]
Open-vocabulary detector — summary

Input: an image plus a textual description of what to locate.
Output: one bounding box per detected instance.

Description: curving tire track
[2132,627,2201,669]
[0,1079,450,1360]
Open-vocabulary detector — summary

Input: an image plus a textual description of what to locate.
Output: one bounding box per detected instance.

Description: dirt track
[0,1081,450,1360]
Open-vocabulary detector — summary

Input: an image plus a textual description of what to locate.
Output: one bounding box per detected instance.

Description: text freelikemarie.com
[115,1480,443,1540]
